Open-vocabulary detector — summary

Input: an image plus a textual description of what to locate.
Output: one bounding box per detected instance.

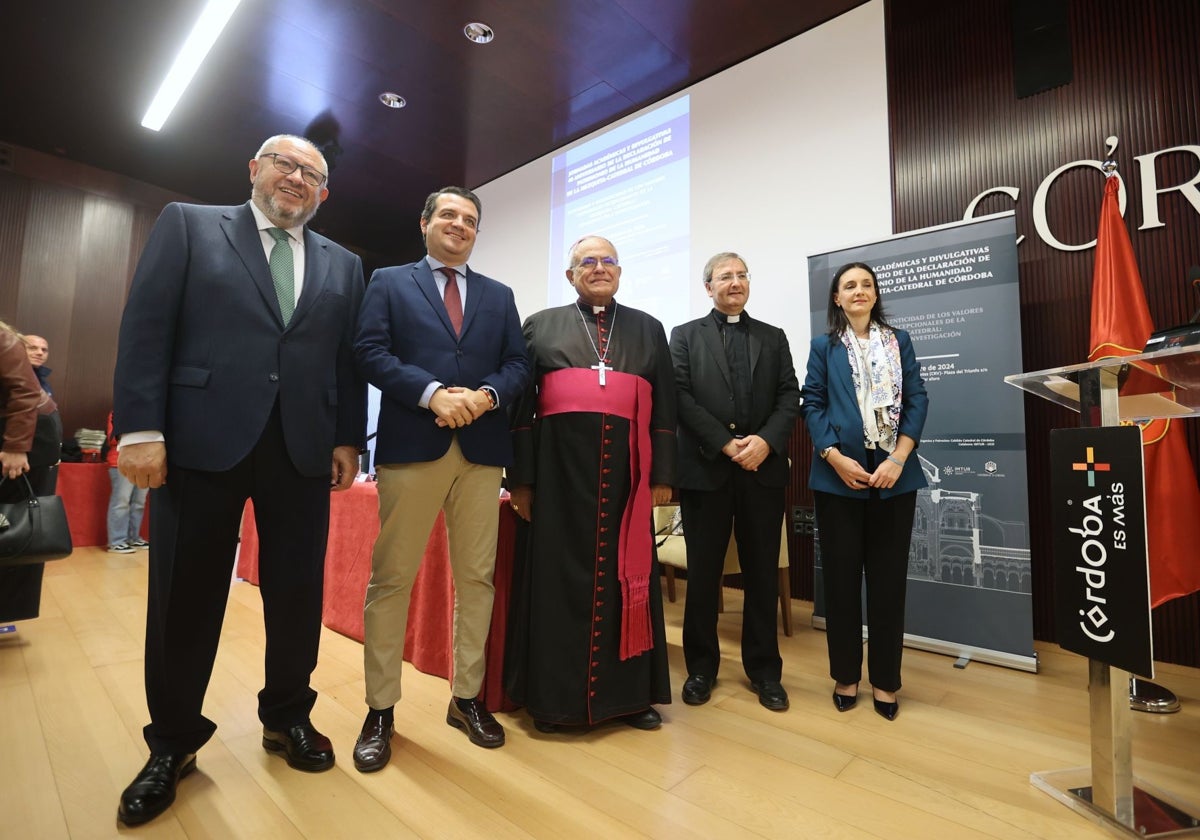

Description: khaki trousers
[363,437,502,707]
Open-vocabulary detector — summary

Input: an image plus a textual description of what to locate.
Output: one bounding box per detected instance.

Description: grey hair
[567,235,619,269]
[702,252,747,285]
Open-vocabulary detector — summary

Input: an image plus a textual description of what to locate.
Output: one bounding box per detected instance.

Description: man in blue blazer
[113,135,366,826]
[670,252,800,712]
[352,186,529,771]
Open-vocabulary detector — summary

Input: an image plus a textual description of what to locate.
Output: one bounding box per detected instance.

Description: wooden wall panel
[63,195,134,437]
[16,182,84,336]
[786,422,816,603]
[0,172,31,321]
[0,154,181,441]
[886,0,1200,666]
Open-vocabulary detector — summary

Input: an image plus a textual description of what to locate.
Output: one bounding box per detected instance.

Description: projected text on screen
[548,96,690,326]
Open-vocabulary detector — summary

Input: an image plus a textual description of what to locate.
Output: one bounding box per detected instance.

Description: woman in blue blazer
[800,262,928,720]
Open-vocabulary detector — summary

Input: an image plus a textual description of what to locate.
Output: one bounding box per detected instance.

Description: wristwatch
[820,446,837,460]
[481,385,499,410]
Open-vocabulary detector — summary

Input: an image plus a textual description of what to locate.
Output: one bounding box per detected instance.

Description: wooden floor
[2,547,1198,839]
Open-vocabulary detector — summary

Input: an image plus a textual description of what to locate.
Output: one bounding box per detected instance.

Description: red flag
[1088,173,1200,607]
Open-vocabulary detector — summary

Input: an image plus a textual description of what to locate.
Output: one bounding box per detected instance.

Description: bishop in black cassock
[505,236,676,731]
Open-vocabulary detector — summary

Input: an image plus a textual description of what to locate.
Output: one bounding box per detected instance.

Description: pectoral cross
[592,360,611,386]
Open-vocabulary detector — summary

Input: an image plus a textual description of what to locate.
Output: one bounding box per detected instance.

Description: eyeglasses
[259,152,327,187]
[575,256,619,271]
[711,271,750,284]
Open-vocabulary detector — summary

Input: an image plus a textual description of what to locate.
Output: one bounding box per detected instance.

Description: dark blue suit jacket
[113,201,367,477]
[800,328,928,498]
[355,259,530,467]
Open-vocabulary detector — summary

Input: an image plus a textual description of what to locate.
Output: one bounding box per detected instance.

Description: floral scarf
[840,322,903,451]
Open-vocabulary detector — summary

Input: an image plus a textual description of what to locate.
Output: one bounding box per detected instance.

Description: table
[235,481,518,713]
[57,462,149,547]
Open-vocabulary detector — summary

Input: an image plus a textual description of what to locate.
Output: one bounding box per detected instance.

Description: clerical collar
[712,309,745,325]
[577,299,613,315]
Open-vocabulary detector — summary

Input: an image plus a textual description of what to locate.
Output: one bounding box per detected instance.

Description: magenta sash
[537,367,654,659]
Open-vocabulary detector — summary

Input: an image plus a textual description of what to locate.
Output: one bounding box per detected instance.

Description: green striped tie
[267,228,295,326]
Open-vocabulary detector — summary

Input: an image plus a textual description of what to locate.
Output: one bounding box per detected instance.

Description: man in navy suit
[352,186,529,770]
[113,135,366,826]
[670,252,800,712]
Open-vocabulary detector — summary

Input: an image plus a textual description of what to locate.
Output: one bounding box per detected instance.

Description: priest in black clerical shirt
[668,251,800,712]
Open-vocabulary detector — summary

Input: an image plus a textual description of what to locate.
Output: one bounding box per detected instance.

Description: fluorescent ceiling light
[141,0,242,131]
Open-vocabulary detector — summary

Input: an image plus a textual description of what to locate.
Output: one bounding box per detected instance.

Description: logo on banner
[1071,446,1111,487]
[1050,427,1152,677]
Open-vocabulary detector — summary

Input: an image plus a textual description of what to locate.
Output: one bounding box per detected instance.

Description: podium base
[1031,768,1200,837]
[1130,678,1181,714]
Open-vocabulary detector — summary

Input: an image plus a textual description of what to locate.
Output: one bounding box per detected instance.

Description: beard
[252,182,320,228]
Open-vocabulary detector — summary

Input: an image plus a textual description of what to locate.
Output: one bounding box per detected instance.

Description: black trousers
[142,405,331,755]
[680,473,784,683]
[814,487,916,692]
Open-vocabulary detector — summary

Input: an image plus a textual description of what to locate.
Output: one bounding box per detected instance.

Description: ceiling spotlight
[379,92,406,109]
[463,22,495,44]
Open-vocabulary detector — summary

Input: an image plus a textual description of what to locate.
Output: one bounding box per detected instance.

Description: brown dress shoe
[446,697,505,748]
[117,752,197,826]
[353,711,394,772]
[262,722,335,771]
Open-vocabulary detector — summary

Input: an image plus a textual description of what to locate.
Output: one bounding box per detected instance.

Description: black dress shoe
[623,707,662,730]
[262,722,335,771]
[117,752,197,826]
[447,697,505,748]
[750,680,790,712]
[681,674,714,706]
[353,711,394,773]
[873,697,900,721]
[832,691,858,712]
[532,718,559,734]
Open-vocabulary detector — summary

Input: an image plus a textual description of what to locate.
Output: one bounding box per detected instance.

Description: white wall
[471,0,891,353]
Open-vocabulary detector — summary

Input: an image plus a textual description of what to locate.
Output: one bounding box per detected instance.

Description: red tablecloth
[57,462,149,547]
[236,481,517,712]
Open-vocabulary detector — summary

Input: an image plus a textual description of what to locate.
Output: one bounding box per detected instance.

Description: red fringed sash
[538,367,654,659]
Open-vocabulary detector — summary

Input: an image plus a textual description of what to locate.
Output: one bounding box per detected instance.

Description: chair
[653,504,793,636]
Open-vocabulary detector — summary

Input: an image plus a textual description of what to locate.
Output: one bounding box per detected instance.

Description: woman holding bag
[0,320,62,623]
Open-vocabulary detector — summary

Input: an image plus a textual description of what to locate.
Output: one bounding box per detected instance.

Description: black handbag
[0,475,73,567]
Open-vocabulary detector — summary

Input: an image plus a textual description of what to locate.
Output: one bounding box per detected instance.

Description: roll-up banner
[806,212,1036,672]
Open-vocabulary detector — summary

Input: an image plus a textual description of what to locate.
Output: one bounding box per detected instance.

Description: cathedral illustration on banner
[907,454,1032,592]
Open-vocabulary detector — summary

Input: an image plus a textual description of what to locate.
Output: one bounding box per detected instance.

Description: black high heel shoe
[832,683,858,712]
[872,690,899,721]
